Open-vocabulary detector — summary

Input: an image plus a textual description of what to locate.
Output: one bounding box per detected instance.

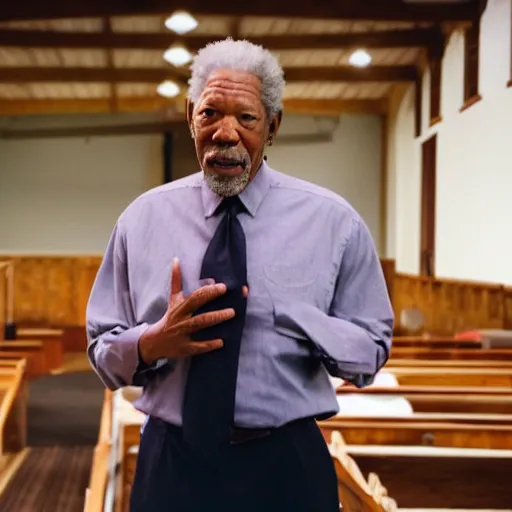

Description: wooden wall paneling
[0,255,102,328]
[393,271,509,336]
[45,257,77,326]
[76,257,102,327]
[3,255,512,339]
[504,287,512,330]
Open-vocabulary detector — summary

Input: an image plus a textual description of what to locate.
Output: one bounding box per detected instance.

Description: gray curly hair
[187,38,286,118]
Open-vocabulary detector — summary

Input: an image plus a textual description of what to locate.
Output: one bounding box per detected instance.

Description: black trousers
[130,416,339,512]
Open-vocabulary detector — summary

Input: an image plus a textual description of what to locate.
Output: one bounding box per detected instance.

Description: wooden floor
[51,353,91,375]
[0,446,93,512]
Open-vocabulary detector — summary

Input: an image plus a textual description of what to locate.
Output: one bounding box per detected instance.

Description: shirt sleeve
[86,218,173,390]
[272,215,394,387]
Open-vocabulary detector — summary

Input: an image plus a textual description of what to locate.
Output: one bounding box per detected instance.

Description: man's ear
[269,110,282,138]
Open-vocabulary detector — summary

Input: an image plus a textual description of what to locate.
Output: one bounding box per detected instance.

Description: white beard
[203,163,252,197]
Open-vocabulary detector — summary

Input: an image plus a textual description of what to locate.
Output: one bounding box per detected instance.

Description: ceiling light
[349,49,372,68]
[163,43,193,67]
[164,11,198,35]
[157,80,181,98]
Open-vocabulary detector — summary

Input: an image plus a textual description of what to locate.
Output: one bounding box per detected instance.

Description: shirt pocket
[263,262,317,291]
[262,262,331,314]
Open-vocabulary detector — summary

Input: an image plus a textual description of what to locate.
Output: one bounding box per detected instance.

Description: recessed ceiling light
[349,49,372,68]
[164,11,198,35]
[157,80,181,98]
[163,43,193,67]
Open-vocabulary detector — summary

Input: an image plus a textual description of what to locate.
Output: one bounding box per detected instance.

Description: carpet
[27,371,105,446]
[0,447,93,512]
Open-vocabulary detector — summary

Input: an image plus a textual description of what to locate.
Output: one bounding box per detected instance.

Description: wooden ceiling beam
[0,120,184,139]
[0,97,388,117]
[284,66,417,82]
[0,0,479,23]
[0,65,417,83]
[0,28,439,50]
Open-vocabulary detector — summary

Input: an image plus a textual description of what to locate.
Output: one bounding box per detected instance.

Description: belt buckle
[229,427,272,445]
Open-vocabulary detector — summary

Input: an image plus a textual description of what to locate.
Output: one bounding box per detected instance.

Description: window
[429,56,442,124]
[462,21,481,109]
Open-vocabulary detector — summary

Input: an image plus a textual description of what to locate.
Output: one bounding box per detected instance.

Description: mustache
[204,147,251,167]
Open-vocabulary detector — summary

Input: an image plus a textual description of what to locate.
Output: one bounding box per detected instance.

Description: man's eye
[202,108,216,118]
[241,114,256,121]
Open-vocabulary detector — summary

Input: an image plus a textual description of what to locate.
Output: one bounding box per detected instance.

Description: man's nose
[212,116,240,146]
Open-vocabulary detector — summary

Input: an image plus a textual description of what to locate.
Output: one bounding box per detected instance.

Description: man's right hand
[138,258,234,365]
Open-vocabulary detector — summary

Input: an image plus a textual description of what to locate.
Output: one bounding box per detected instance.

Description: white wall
[0,112,164,254]
[387,0,512,284]
[0,111,382,255]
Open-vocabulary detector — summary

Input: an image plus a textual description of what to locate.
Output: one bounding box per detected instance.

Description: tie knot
[218,196,245,216]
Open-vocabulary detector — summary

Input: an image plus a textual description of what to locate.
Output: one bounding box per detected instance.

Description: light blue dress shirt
[86,162,394,428]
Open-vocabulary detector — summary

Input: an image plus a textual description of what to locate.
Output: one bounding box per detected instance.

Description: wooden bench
[387,366,512,387]
[0,361,27,470]
[0,342,49,378]
[393,336,482,349]
[347,443,512,509]
[326,377,512,508]
[390,347,512,360]
[329,431,397,512]
[84,389,112,512]
[387,358,512,368]
[16,328,64,371]
[319,415,512,449]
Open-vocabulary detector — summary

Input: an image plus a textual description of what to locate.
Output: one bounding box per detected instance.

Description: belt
[228,416,316,444]
[229,426,273,444]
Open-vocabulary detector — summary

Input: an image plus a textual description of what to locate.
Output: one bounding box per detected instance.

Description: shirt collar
[201,160,272,218]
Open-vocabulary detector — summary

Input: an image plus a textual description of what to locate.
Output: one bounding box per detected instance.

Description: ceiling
[0,1,483,119]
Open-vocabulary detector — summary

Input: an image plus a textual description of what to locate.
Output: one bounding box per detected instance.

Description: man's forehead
[199,77,263,109]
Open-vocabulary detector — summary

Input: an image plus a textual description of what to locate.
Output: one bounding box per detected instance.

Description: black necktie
[182,196,248,453]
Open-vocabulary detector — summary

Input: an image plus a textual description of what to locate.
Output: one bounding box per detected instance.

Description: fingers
[185,339,224,356]
[178,308,235,333]
[170,258,182,302]
[178,283,228,316]
[242,285,249,298]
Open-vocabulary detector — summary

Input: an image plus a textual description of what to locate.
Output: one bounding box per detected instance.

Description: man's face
[188,68,279,197]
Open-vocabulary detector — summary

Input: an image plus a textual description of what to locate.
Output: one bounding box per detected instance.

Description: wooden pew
[320,416,512,449]
[0,360,27,470]
[329,431,397,512]
[393,336,482,349]
[324,380,512,509]
[390,347,512,360]
[84,389,112,512]
[387,358,512,368]
[0,342,49,378]
[388,366,512,387]
[84,386,143,512]
[16,328,64,370]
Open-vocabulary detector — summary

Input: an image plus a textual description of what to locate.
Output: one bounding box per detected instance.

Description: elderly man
[86,38,393,512]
